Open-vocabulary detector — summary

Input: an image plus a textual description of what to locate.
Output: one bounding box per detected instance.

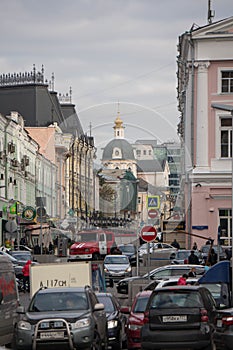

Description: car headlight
[18,320,32,331]
[128,324,142,330]
[108,320,118,329]
[126,266,132,273]
[73,318,91,329]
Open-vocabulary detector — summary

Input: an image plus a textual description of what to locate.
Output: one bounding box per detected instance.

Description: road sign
[148,209,159,219]
[140,225,157,242]
[147,196,160,209]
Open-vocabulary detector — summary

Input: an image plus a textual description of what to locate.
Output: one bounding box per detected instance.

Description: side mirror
[94,303,105,311]
[17,305,25,314]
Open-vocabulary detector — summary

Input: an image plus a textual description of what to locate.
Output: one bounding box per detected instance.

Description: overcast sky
[2,0,233,160]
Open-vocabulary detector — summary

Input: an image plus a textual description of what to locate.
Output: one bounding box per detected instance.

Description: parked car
[214,307,233,350]
[144,276,199,291]
[96,292,127,350]
[9,251,34,266]
[14,286,108,350]
[116,264,205,294]
[138,242,176,258]
[0,250,23,278]
[104,254,132,287]
[199,244,227,262]
[170,249,203,264]
[126,290,152,350]
[141,285,217,350]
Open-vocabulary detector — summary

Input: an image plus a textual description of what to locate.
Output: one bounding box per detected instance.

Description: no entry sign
[140,225,157,242]
[148,209,159,219]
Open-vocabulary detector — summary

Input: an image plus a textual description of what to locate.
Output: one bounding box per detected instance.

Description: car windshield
[150,290,203,309]
[12,252,31,260]
[97,295,115,312]
[119,246,135,253]
[29,291,88,312]
[104,256,129,264]
[133,296,150,313]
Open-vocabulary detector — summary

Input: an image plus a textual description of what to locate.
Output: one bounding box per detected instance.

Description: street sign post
[140,225,157,242]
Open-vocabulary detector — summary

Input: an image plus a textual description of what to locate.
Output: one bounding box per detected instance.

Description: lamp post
[211,103,233,304]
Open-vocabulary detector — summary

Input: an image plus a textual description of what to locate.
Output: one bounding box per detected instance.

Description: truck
[30,261,93,297]
[68,228,115,261]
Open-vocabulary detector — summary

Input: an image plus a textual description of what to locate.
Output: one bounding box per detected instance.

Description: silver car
[104,254,132,287]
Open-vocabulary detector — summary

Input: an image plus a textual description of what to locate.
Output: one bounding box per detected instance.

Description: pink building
[177,17,233,248]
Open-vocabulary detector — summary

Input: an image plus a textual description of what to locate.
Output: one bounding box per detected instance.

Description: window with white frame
[219,209,232,244]
[221,117,232,158]
[221,71,233,93]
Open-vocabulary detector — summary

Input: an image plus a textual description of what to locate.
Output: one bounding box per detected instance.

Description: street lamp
[211,103,233,304]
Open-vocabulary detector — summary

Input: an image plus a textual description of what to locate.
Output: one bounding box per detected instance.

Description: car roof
[105,254,128,258]
[135,290,153,298]
[154,285,205,292]
[36,287,89,295]
[150,264,204,272]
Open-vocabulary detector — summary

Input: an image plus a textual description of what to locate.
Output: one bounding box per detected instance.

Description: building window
[221,71,233,93]
[136,150,141,156]
[221,118,232,158]
[219,209,232,245]
[148,150,151,155]
[143,150,146,155]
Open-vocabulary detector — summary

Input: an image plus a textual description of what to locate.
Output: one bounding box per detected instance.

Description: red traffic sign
[148,209,159,219]
[140,225,157,242]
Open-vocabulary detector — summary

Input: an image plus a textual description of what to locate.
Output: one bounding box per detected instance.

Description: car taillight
[143,311,149,324]
[184,258,188,264]
[200,308,209,322]
[222,316,233,326]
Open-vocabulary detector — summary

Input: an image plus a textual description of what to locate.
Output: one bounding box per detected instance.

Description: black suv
[14,286,108,350]
[141,285,217,350]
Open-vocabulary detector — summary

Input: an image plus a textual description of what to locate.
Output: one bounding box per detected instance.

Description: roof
[102,139,135,161]
[137,159,166,172]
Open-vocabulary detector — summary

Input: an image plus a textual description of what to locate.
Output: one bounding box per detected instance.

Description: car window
[29,291,88,312]
[150,291,203,309]
[151,269,170,278]
[105,256,129,264]
[97,296,115,312]
[133,296,150,313]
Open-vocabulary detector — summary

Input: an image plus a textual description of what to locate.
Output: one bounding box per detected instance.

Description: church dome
[102,139,135,161]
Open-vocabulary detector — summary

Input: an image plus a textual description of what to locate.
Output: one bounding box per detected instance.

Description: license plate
[217,319,222,327]
[163,315,187,322]
[40,331,64,339]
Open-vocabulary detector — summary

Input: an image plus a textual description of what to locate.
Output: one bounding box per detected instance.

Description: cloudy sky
[2,0,233,159]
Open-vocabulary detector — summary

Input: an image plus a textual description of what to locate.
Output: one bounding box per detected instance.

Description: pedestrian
[208,248,218,266]
[188,267,196,277]
[192,242,198,250]
[177,274,188,285]
[171,239,180,249]
[22,259,32,292]
[188,250,200,265]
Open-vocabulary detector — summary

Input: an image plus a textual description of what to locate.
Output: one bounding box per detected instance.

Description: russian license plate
[40,331,64,339]
[217,319,222,327]
[163,315,187,322]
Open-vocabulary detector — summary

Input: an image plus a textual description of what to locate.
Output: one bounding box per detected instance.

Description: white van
[0,255,19,347]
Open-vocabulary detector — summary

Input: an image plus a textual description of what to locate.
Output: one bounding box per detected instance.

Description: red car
[126,290,152,349]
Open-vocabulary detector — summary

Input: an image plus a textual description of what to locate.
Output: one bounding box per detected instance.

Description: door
[99,233,107,255]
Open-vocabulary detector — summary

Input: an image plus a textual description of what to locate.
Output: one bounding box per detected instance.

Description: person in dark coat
[208,248,218,266]
[171,239,180,249]
[188,250,199,265]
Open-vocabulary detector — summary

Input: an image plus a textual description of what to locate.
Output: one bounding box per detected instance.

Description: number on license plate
[163,315,187,322]
[40,331,64,339]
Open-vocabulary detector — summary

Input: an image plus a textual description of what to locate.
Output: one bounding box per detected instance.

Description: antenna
[89,122,92,137]
[207,0,215,24]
